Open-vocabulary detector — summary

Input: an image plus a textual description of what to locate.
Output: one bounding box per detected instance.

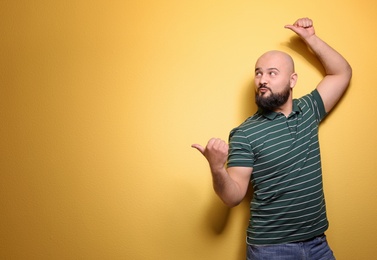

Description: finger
[295,18,313,28]
[284,24,298,33]
[191,144,205,154]
[211,138,226,149]
[284,24,294,30]
[303,18,313,28]
[220,142,229,154]
[284,22,311,34]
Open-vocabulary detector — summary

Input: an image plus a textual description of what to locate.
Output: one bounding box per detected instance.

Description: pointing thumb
[191,144,205,154]
[284,24,296,31]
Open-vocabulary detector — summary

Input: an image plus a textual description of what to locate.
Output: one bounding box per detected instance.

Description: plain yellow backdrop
[1,1,376,259]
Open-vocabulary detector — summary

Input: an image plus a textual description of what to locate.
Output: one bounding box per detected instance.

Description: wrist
[210,164,226,176]
[303,33,318,46]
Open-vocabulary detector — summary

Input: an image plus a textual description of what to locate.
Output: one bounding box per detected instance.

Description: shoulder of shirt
[230,112,269,135]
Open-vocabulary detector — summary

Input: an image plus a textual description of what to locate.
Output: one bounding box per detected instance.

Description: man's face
[255,80,291,112]
[254,51,296,111]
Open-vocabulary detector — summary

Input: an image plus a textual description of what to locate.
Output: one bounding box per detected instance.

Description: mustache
[258,84,272,92]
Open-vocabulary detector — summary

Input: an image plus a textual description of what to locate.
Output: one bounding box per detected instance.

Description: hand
[191,138,229,171]
[284,17,315,40]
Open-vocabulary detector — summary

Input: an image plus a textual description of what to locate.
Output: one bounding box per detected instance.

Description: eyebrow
[255,67,280,72]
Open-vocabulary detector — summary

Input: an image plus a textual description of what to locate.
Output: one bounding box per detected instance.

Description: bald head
[256,50,295,74]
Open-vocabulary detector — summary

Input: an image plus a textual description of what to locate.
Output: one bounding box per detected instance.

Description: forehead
[255,51,293,71]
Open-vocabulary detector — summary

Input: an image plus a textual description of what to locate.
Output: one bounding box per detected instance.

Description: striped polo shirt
[227,89,328,245]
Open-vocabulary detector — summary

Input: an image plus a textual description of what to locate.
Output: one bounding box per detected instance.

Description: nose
[260,73,269,84]
[256,74,268,87]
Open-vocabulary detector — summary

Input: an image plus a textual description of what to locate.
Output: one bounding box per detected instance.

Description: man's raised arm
[285,17,352,113]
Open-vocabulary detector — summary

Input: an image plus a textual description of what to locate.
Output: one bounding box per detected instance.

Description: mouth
[258,86,271,95]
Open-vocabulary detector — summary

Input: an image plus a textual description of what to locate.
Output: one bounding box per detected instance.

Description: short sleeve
[227,128,254,168]
[310,89,327,121]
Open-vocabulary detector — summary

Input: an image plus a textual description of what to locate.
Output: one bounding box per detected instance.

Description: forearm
[210,167,244,207]
[301,32,352,112]
[303,34,352,77]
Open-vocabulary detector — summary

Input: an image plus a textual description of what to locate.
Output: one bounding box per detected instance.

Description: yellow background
[1,1,376,259]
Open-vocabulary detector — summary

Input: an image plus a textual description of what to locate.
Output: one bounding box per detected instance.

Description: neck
[274,99,293,117]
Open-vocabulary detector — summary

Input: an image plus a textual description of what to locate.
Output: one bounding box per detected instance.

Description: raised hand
[284,17,315,40]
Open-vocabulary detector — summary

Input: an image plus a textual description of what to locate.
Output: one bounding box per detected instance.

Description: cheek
[275,79,289,89]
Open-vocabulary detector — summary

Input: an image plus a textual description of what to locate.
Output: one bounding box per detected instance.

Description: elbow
[225,202,241,208]
[215,189,244,207]
[215,190,243,207]
[346,62,353,82]
[339,63,352,90]
[348,64,353,80]
[221,198,243,208]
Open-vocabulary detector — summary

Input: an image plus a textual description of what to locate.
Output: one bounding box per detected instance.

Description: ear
[290,73,298,89]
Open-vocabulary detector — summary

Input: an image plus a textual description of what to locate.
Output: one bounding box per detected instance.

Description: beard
[255,84,291,112]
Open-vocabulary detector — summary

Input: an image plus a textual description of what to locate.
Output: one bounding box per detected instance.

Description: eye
[255,71,262,77]
[269,71,278,76]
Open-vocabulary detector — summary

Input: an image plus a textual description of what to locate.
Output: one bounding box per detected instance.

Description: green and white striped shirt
[228,89,328,245]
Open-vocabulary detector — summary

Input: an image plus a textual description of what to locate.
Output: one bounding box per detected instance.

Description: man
[192,17,352,259]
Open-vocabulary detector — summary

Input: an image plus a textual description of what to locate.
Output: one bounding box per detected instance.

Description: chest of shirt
[250,113,320,176]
